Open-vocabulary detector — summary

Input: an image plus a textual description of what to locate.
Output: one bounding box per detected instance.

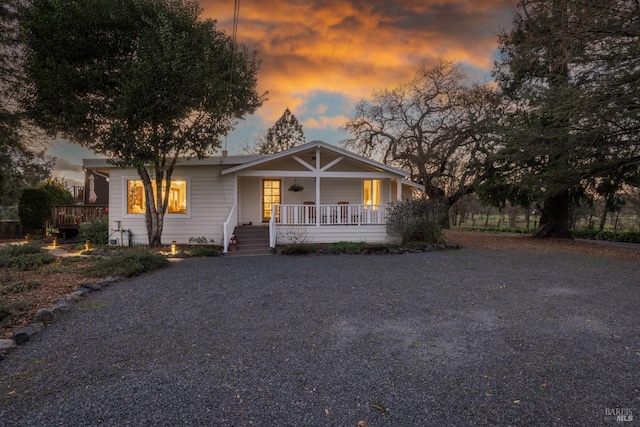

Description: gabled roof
[220,140,412,178]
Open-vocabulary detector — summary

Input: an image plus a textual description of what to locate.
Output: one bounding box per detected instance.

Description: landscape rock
[65,293,82,302]
[51,301,72,315]
[0,339,17,353]
[34,308,54,323]
[80,282,102,291]
[12,325,38,345]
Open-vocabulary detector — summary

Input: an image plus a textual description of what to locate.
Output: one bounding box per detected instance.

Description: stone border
[0,275,123,360]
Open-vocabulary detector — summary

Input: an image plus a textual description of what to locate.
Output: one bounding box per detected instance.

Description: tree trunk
[534,192,571,238]
[598,205,608,232]
[146,209,164,247]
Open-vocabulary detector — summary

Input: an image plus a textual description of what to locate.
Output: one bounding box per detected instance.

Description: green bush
[1,280,41,295]
[280,243,317,255]
[386,197,443,244]
[0,243,55,270]
[185,247,221,257]
[18,182,74,231]
[0,243,43,257]
[0,298,27,325]
[79,216,109,245]
[327,241,366,252]
[88,250,169,277]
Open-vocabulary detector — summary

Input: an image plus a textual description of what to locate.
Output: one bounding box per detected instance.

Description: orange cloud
[200,0,513,134]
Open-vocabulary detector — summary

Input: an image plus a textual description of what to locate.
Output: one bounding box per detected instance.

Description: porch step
[226,225,271,256]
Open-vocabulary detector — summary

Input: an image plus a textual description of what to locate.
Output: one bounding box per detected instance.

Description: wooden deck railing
[50,205,108,228]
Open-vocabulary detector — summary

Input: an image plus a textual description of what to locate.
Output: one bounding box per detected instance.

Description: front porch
[268,203,392,249]
[221,141,423,252]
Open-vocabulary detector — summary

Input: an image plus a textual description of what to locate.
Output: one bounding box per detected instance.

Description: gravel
[1,250,639,426]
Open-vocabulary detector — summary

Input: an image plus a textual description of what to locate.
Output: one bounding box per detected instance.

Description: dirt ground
[443,229,640,261]
[1,231,639,340]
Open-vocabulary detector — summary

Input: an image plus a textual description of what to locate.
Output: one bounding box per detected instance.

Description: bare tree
[342,60,501,225]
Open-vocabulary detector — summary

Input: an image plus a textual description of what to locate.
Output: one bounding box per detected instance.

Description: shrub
[185,247,221,257]
[2,280,41,295]
[280,243,317,255]
[79,216,109,245]
[0,298,26,325]
[88,250,169,277]
[386,197,443,244]
[18,181,74,231]
[0,243,55,270]
[327,241,367,252]
[188,236,215,245]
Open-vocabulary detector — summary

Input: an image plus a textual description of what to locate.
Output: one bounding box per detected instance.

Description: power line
[225,0,241,152]
[320,0,366,131]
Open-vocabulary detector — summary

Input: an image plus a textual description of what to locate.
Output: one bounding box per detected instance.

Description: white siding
[275,225,398,245]
[238,176,262,224]
[108,166,233,245]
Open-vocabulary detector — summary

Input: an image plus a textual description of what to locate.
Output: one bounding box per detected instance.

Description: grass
[454,226,640,244]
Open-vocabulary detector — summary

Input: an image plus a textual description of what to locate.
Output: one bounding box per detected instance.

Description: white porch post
[397,179,402,201]
[315,148,320,226]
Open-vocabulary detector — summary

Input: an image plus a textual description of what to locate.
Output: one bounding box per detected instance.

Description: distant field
[454,213,640,233]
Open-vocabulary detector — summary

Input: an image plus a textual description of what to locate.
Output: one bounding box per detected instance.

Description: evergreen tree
[256,108,306,154]
[477,0,640,237]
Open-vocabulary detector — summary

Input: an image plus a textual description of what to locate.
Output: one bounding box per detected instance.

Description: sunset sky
[49,0,516,185]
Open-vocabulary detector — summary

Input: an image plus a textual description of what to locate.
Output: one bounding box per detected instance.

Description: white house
[83,141,423,252]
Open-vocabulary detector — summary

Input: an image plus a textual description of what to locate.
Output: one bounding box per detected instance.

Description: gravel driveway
[1,249,638,426]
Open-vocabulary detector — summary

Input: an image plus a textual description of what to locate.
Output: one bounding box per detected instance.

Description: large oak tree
[20,0,266,246]
[343,60,501,225]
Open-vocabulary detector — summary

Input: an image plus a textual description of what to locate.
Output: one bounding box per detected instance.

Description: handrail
[223,203,238,253]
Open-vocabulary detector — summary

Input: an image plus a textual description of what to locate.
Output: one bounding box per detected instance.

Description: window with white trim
[126,179,188,215]
[363,179,381,206]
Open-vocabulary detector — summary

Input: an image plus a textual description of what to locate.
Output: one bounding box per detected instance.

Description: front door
[262,179,281,222]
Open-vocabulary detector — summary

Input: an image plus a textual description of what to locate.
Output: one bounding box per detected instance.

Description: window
[126,179,187,215]
[363,179,381,206]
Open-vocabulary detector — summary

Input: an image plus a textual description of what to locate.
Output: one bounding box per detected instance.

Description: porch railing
[273,204,389,226]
